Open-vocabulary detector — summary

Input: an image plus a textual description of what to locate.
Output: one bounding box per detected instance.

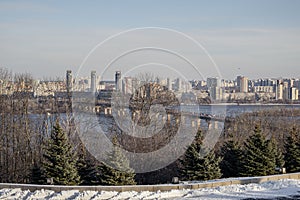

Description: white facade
[253,86,274,93]
[240,76,248,93]
[276,84,283,100]
[290,87,299,100]
[123,77,133,94]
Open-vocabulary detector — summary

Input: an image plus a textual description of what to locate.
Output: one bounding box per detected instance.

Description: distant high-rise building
[175,78,182,91]
[123,77,133,94]
[167,78,172,90]
[210,86,223,101]
[282,78,295,89]
[207,77,220,88]
[290,87,299,100]
[91,71,96,93]
[294,80,300,90]
[237,76,248,93]
[115,71,121,91]
[66,70,72,93]
[236,76,241,90]
[255,78,275,86]
[283,82,289,100]
[276,83,283,100]
[182,81,192,92]
[207,77,222,100]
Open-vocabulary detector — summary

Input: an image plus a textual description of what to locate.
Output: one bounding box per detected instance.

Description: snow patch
[0,179,299,199]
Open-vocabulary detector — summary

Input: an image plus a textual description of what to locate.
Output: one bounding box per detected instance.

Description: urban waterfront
[1,1,300,199]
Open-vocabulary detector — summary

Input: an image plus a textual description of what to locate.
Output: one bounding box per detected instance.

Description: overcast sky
[0,0,300,80]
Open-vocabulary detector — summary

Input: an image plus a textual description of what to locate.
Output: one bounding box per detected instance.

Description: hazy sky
[0,0,300,80]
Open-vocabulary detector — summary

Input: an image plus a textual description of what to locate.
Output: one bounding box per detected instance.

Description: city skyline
[0,1,300,80]
[2,69,299,102]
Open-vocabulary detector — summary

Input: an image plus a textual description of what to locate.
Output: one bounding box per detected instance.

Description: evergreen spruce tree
[220,135,243,178]
[77,143,99,185]
[240,125,276,177]
[43,123,80,185]
[270,139,284,174]
[30,163,44,184]
[284,127,300,173]
[98,137,136,185]
[180,129,222,181]
[263,138,277,175]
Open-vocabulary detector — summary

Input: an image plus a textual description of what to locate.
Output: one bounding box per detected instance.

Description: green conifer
[284,127,300,173]
[180,129,222,181]
[77,143,99,185]
[43,123,80,185]
[269,138,284,174]
[98,137,136,185]
[30,163,44,184]
[220,136,243,178]
[240,125,276,176]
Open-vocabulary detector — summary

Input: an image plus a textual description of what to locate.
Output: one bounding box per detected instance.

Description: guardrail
[0,173,299,193]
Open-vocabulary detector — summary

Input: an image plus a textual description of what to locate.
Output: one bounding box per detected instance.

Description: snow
[0,179,299,199]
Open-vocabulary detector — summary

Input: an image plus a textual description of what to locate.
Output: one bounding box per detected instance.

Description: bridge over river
[93,102,229,122]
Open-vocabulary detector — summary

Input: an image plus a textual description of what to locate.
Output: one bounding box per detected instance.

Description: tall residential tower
[91,71,96,93]
[115,71,121,91]
[66,70,72,93]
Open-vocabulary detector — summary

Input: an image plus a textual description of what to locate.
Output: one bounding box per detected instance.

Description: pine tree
[284,127,300,173]
[220,136,243,178]
[98,137,136,185]
[180,129,222,181]
[240,125,276,177]
[43,123,80,185]
[77,143,99,185]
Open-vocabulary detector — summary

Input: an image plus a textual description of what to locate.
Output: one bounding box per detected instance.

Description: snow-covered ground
[0,179,299,200]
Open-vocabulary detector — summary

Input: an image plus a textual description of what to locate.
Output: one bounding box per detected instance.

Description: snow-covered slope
[0,179,299,200]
